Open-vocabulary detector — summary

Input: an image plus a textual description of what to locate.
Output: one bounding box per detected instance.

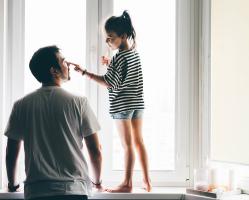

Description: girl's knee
[133,137,144,148]
[123,143,134,152]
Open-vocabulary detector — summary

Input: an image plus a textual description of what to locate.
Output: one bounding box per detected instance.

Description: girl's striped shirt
[103,49,145,114]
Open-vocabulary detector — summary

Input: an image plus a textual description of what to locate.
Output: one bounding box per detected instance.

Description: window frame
[199,0,211,169]
[96,0,200,186]
[0,0,202,189]
[85,0,99,114]
[0,0,7,191]
[0,0,25,189]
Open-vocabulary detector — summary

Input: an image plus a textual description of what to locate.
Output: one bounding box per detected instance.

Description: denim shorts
[111,110,144,120]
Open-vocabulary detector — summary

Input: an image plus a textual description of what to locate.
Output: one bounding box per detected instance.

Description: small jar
[194,168,209,191]
[209,168,218,190]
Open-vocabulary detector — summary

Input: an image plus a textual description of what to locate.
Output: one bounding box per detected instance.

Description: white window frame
[199,0,211,168]
[0,0,202,189]
[86,0,99,114]
[96,0,200,186]
[0,0,25,189]
[0,0,7,190]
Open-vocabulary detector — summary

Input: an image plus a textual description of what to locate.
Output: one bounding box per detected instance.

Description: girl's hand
[67,62,85,74]
[101,56,110,67]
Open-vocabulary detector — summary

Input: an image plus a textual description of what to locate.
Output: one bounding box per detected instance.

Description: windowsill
[1,187,249,199]
[0,187,185,199]
[92,187,185,199]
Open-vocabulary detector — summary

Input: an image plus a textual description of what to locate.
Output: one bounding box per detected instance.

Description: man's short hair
[29,45,61,83]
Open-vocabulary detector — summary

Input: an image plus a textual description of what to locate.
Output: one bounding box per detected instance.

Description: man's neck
[42,82,61,87]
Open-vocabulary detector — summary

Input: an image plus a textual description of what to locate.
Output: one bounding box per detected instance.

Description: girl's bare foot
[106,183,132,193]
[142,180,152,192]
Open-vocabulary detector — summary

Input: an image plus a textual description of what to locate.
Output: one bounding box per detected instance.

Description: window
[0,0,7,190]
[1,0,87,188]
[18,0,87,184]
[1,0,199,189]
[112,0,176,171]
[25,0,86,95]
[97,0,195,186]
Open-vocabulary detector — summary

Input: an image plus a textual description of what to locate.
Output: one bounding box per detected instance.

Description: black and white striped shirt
[103,49,145,114]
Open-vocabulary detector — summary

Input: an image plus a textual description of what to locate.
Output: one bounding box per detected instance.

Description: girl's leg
[107,119,135,193]
[131,118,152,192]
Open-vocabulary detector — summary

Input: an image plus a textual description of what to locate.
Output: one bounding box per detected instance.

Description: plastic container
[228,169,237,191]
[194,168,209,191]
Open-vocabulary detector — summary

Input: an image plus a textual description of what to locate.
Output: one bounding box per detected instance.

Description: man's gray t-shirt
[4,86,100,199]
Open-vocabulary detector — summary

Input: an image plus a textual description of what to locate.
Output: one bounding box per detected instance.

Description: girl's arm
[84,70,110,88]
[68,62,111,88]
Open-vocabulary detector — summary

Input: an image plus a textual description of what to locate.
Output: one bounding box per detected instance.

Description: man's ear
[50,67,59,76]
[121,33,128,40]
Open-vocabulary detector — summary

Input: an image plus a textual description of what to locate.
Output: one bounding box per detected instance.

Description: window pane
[25,0,86,95]
[113,0,176,170]
[18,0,87,183]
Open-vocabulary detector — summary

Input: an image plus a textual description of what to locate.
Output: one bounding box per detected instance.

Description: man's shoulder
[57,89,88,105]
[14,87,88,107]
[13,90,38,106]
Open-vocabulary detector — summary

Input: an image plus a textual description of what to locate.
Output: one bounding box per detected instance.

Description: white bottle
[209,168,219,190]
[228,169,236,191]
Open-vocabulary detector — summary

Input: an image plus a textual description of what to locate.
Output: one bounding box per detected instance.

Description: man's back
[5,86,100,199]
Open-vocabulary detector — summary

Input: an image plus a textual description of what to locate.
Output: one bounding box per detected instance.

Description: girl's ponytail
[105,10,136,48]
[122,11,136,48]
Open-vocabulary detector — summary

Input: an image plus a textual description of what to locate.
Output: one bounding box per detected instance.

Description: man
[5,45,102,200]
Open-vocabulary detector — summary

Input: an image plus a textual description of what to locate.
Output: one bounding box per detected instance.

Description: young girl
[71,10,151,193]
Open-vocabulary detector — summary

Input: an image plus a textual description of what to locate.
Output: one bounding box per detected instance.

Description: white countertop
[1,187,249,199]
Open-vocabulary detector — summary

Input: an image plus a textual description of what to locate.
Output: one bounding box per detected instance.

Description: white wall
[211,0,249,164]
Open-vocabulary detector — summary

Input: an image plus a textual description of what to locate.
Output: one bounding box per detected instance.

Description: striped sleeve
[103,56,123,90]
[105,49,145,114]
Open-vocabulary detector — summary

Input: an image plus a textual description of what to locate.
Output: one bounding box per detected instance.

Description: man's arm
[6,138,22,191]
[84,133,102,186]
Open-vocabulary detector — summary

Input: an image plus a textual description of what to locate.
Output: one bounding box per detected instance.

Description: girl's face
[105,31,124,50]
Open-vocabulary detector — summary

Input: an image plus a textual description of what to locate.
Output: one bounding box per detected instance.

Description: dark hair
[105,10,136,48]
[29,45,61,83]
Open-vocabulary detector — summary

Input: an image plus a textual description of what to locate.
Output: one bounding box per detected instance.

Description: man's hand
[93,184,105,192]
[6,138,22,192]
[92,181,105,193]
[7,183,20,192]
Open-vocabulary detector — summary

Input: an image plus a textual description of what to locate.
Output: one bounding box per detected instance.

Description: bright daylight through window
[1,0,177,187]
[112,0,176,171]
[21,0,86,185]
